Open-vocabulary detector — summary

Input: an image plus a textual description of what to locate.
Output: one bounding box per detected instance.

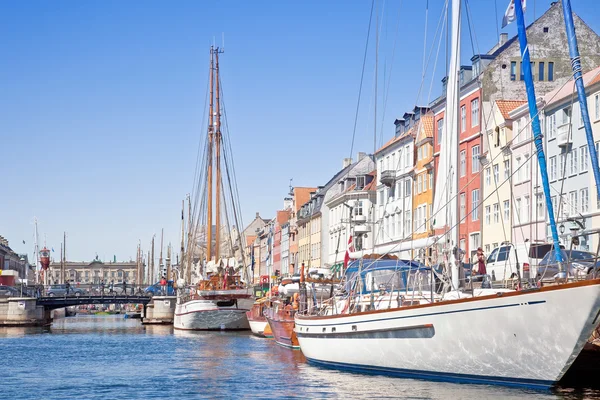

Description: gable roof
[496,100,527,120]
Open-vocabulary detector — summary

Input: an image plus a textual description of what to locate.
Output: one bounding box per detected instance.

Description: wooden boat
[264,300,299,349]
[246,297,269,337]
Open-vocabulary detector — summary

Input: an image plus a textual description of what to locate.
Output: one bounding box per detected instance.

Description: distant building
[0,235,32,283]
[48,258,141,284]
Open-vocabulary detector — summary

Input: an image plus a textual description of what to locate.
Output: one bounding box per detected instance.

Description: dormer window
[357,176,365,190]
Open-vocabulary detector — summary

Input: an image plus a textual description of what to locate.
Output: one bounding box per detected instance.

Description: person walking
[100,280,105,295]
[65,281,71,296]
[109,280,114,295]
[122,280,127,295]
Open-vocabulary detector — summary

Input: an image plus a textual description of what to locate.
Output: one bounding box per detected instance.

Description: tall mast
[215,48,222,262]
[33,217,39,284]
[151,236,155,282]
[167,244,172,282]
[159,228,164,278]
[187,195,193,282]
[514,0,565,270]
[447,0,461,290]
[207,47,215,262]
[181,199,185,282]
[562,0,600,226]
[147,250,151,284]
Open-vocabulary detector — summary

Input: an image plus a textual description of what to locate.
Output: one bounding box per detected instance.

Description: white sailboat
[294,0,600,388]
[174,46,253,331]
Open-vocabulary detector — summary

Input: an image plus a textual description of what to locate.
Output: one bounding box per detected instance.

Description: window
[539,61,545,81]
[515,198,522,223]
[405,145,411,169]
[471,233,481,254]
[485,206,491,225]
[404,211,411,237]
[503,160,510,180]
[596,94,599,120]
[536,193,545,219]
[514,119,520,144]
[397,213,402,236]
[417,175,422,194]
[548,62,554,81]
[523,154,530,182]
[523,195,530,223]
[571,149,578,175]
[417,147,422,161]
[510,61,517,81]
[356,176,365,189]
[493,163,499,184]
[503,200,510,221]
[493,203,499,224]
[428,171,433,190]
[404,179,411,197]
[550,156,557,181]
[354,201,364,216]
[437,118,444,144]
[472,145,480,173]
[396,181,402,199]
[561,106,571,125]
[485,167,491,186]
[472,189,480,221]
[471,98,479,127]
[581,188,589,213]
[580,146,588,172]
[559,153,565,178]
[460,150,466,177]
[461,105,466,133]
[547,113,556,139]
[569,191,578,216]
[460,193,466,222]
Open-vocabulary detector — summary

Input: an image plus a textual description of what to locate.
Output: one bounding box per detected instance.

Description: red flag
[343,235,354,269]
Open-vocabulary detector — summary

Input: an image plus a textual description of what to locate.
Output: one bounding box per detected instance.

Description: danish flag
[343,235,354,270]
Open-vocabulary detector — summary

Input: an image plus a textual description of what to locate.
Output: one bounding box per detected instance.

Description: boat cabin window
[364,270,405,292]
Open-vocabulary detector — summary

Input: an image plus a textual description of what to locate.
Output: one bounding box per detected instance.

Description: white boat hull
[248,319,269,336]
[174,299,251,331]
[295,280,600,388]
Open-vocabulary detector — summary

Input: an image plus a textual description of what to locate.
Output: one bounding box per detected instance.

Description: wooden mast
[159,228,164,278]
[207,47,215,263]
[214,48,222,262]
[187,195,193,282]
[151,236,155,283]
[180,199,185,282]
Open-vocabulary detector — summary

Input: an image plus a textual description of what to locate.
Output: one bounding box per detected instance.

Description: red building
[432,68,482,262]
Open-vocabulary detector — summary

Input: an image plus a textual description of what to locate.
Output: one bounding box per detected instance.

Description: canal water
[1,315,599,399]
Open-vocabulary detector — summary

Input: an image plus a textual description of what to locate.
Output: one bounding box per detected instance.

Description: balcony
[556,124,572,148]
[380,170,396,187]
[353,224,371,235]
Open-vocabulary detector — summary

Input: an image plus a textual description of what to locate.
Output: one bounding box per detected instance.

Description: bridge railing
[12,284,165,298]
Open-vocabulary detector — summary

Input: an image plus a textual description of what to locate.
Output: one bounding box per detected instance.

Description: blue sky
[2,0,600,263]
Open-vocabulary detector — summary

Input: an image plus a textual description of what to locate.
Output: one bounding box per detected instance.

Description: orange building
[411,113,435,263]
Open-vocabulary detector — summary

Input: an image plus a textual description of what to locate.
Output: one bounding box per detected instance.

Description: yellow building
[412,113,435,263]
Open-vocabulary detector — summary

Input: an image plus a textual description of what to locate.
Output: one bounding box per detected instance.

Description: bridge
[37,295,151,310]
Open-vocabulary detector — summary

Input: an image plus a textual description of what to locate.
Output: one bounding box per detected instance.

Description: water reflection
[1,315,600,399]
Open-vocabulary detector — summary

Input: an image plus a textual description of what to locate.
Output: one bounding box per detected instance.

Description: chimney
[255,212,260,219]
[357,152,367,161]
[499,33,508,46]
[343,158,353,168]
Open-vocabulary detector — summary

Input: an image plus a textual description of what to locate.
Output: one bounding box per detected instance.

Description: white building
[544,66,600,251]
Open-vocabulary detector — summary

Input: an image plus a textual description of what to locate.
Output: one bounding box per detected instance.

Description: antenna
[289,178,293,195]
[222,32,225,51]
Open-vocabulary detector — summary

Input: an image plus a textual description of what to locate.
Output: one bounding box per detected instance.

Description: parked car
[47,284,86,297]
[486,242,559,281]
[537,249,600,282]
[0,285,21,297]
[144,281,175,297]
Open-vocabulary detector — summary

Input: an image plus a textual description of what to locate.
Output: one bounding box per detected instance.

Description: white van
[485,242,556,282]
